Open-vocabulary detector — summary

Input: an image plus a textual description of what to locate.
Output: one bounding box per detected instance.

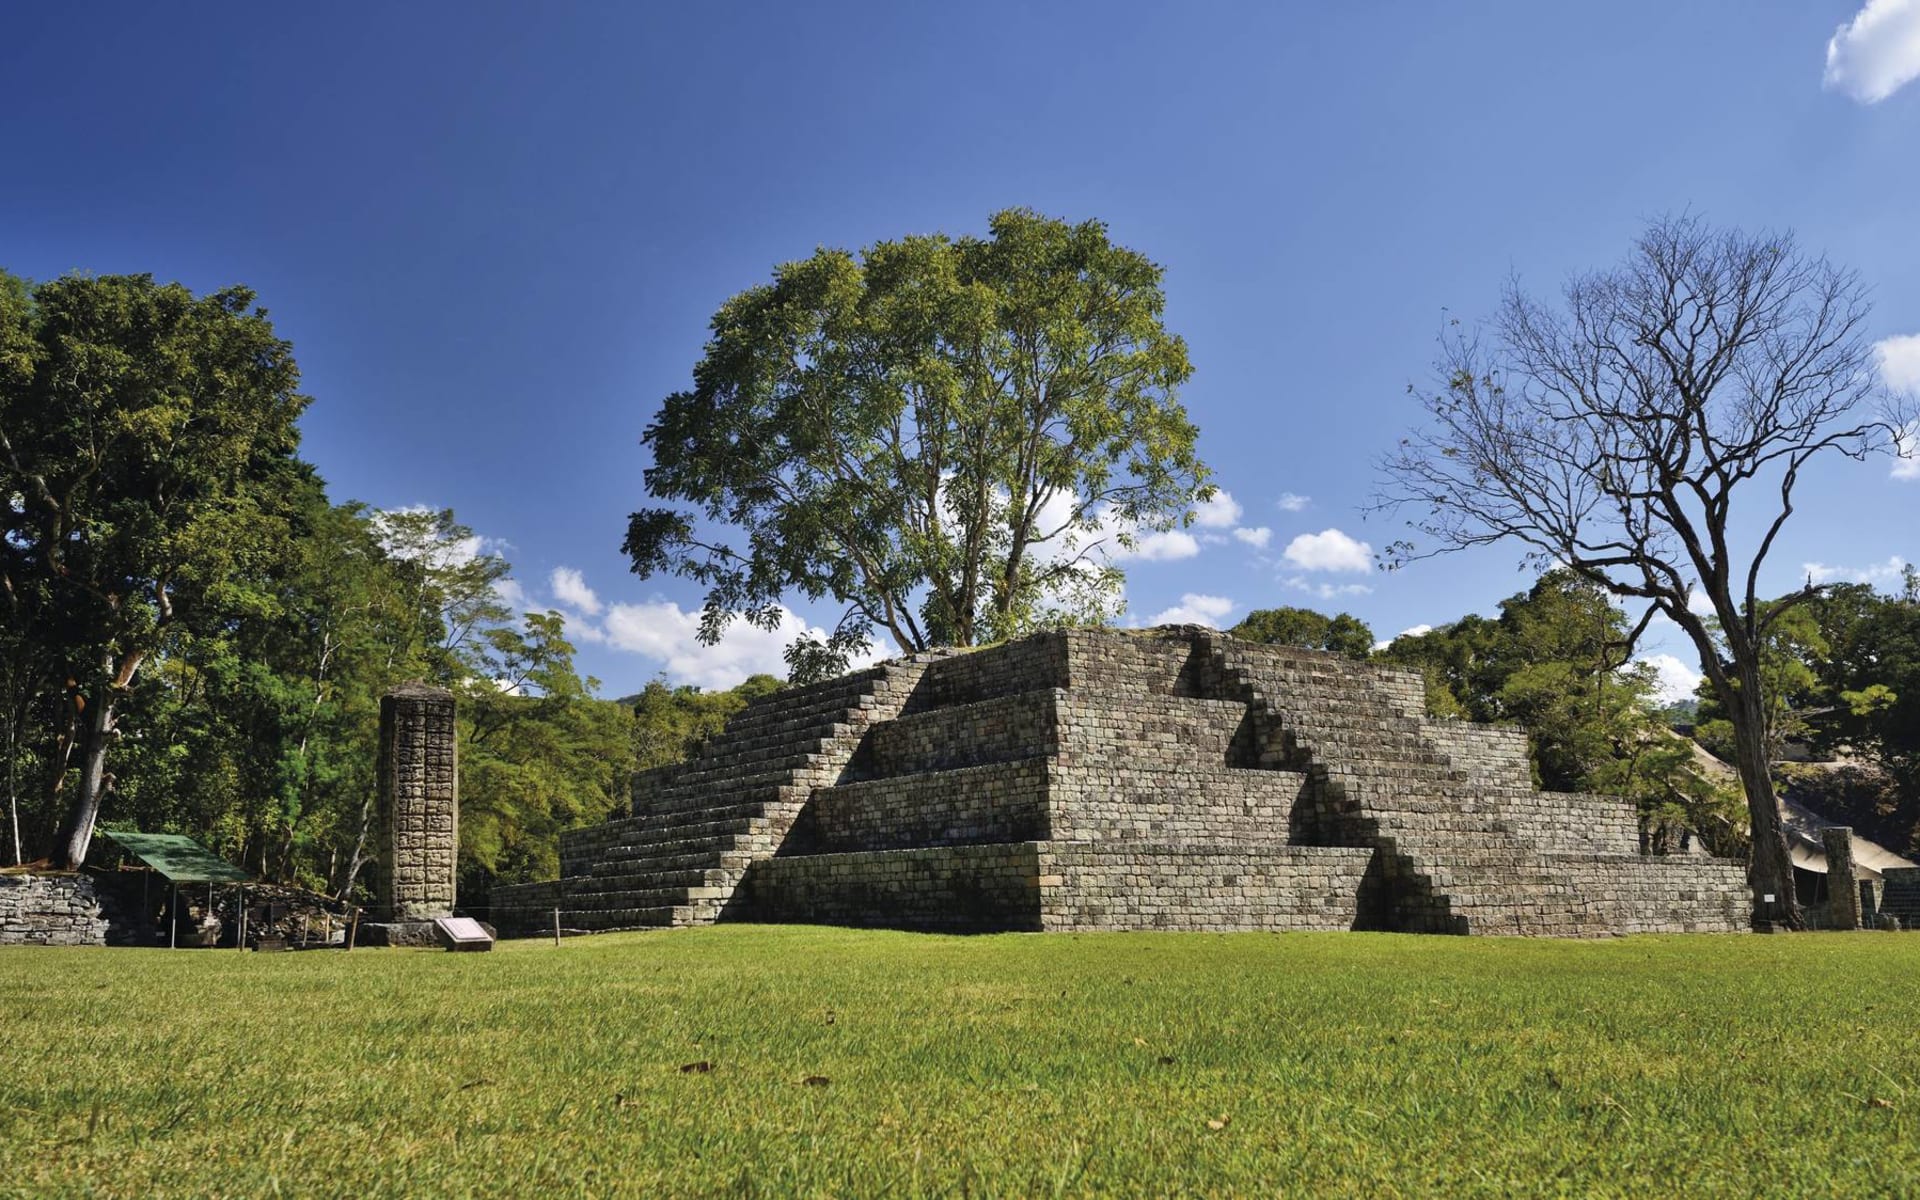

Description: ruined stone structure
[493,627,1750,937]
[0,873,109,946]
[374,682,458,923]
[1823,827,1862,931]
[1882,867,1920,930]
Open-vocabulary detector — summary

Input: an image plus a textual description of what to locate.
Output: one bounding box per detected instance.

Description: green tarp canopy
[100,831,251,884]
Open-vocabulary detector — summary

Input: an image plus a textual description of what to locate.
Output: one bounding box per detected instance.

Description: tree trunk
[50,689,115,870]
[1730,685,1802,930]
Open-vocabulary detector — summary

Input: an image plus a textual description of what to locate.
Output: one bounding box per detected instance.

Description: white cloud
[1283,528,1374,573]
[1284,577,1374,601]
[1639,654,1704,705]
[1825,0,1920,104]
[1232,526,1273,549]
[1147,593,1236,628]
[493,577,533,612]
[599,599,886,691]
[1111,526,1201,562]
[1083,504,1201,562]
[1803,555,1910,588]
[1881,333,1920,390]
[1687,587,1715,617]
[550,566,603,616]
[1275,493,1311,512]
[1373,623,1435,653]
[1194,490,1243,529]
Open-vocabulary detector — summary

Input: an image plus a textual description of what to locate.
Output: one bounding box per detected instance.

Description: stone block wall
[1054,693,1260,769]
[854,688,1059,778]
[0,873,109,946]
[1062,628,1213,697]
[1420,721,1533,789]
[902,641,1066,713]
[737,843,1045,931]
[1496,791,1643,856]
[1038,844,1372,931]
[794,759,1052,854]
[1048,763,1308,846]
[1881,868,1920,928]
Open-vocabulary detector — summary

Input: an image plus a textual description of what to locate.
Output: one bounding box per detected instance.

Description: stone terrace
[492,627,1749,936]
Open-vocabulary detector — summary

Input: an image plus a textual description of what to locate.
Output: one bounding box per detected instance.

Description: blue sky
[5,3,1917,698]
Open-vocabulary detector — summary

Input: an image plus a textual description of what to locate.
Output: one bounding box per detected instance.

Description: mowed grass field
[2,928,1918,1198]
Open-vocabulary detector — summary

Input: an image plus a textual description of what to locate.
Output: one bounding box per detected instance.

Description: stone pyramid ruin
[491,627,1749,936]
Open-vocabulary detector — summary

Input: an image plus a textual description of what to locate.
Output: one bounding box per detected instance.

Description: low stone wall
[1541,854,1750,936]
[487,880,564,934]
[1039,844,1373,931]
[0,873,109,947]
[736,843,1045,931]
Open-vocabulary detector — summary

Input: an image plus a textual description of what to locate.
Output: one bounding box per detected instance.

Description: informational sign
[432,916,495,952]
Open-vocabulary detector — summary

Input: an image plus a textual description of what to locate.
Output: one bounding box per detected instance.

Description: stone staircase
[1203,636,1746,935]
[492,659,929,931]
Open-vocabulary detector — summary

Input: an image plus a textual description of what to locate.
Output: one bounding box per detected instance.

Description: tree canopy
[626,209,1211,681]
[1230,607,1375,660]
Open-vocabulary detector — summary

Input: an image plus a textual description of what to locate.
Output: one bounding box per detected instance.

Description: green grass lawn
[2,928,1918,1198]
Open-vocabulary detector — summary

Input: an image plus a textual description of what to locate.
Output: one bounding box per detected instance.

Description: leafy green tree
[1693,602,1829,765]
[626,209,1210,681]
[1381,571,1740,844]
[0,273,309,868]
[628,674,782,771]
[458,612,636,897]
[1801,576,1920,791]
[1230,607,1374,660]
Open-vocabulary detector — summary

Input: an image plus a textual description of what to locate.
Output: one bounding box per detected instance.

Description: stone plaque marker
[375,682,458,924]
[433,915,494,952]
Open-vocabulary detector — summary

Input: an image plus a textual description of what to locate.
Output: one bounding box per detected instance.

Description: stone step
[565,904,696,930]
[596,818,765,860]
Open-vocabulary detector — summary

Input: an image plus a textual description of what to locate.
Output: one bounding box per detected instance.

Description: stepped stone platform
[492,627,1750,936]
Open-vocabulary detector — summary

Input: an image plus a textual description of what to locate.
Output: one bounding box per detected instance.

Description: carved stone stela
[377,682,458,922]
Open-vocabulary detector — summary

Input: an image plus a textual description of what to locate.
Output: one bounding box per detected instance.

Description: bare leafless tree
[1374,215,1914,929]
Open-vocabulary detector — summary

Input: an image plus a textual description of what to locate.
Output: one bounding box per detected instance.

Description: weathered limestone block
[376,682,458,922]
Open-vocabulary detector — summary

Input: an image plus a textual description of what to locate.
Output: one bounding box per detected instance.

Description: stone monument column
[1823,826,1860,931]
[375,681,458,924]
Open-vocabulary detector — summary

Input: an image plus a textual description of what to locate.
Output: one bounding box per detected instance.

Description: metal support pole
[553,907,562,947]
[169,882,178,949]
